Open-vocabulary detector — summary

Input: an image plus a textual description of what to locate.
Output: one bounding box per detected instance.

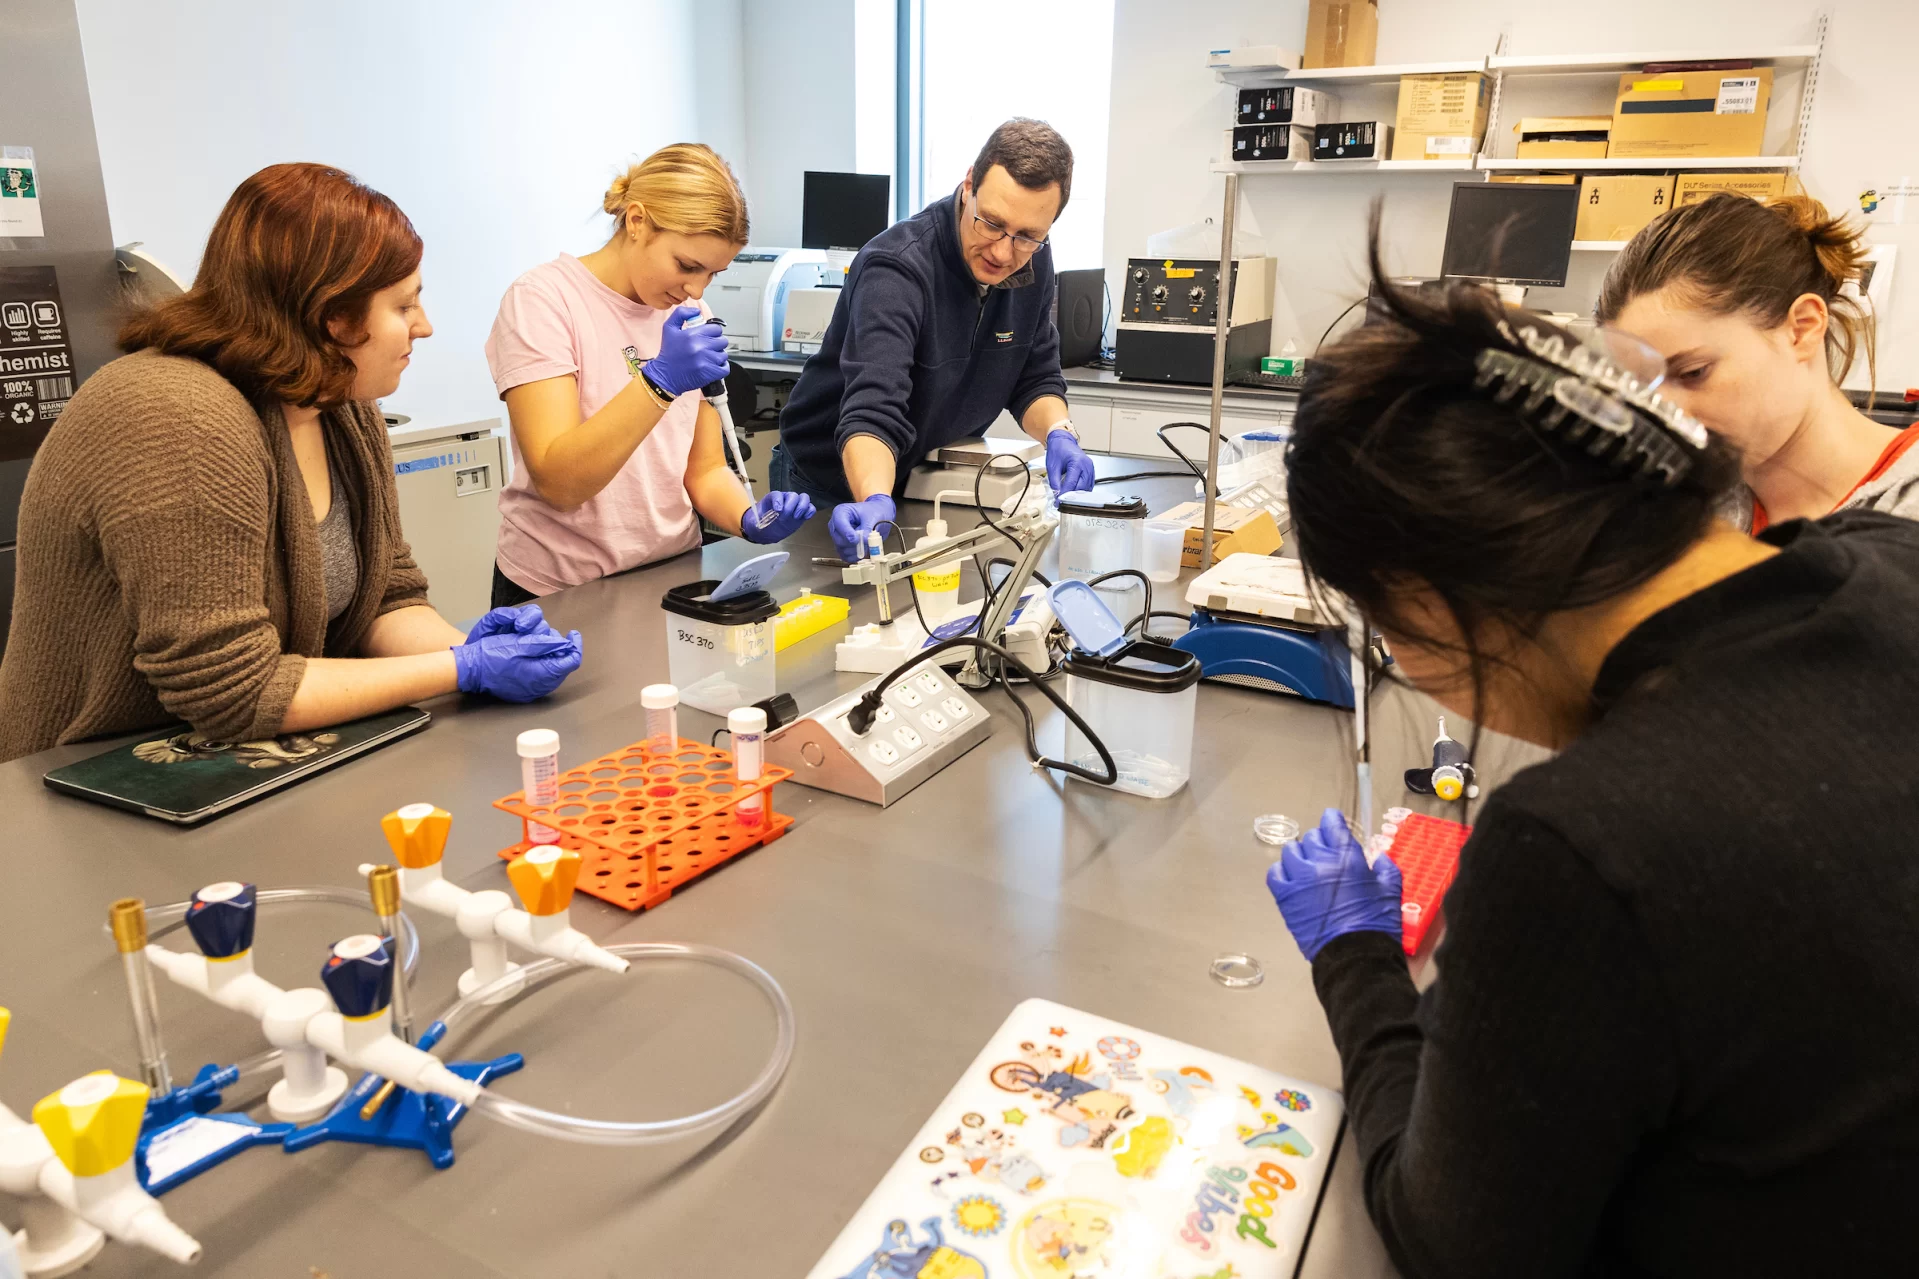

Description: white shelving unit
[1209,158,1473,175]
[1487,45,1819,76]
[1479,154,1801,172]
[1213,58,1482,89]
[1189,20,1831,561]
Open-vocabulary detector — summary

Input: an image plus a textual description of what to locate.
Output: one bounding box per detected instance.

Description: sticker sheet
[807,998,1343,1279]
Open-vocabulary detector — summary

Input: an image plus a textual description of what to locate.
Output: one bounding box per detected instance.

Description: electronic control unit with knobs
[1115,256,1276,384]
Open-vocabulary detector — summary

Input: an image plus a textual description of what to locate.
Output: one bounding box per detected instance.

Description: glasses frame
[966,193,1049,256]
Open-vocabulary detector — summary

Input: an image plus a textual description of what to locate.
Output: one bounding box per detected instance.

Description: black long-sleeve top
[1313,512,1919,1277]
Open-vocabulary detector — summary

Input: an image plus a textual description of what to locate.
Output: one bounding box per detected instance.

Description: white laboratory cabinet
[389,418,506,626]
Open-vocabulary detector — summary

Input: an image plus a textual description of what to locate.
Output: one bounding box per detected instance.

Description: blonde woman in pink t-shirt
[485,144,815,603]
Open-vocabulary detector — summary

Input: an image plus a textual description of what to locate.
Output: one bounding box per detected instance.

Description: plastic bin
[1057,492,1147,629]
[660,580,780,715]
[1048,579,1202,798]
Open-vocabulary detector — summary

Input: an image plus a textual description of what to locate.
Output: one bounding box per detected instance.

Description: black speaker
[1054,268,1104,368]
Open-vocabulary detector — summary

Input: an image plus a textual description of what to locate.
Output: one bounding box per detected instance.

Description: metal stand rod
[1202,172,1239,572]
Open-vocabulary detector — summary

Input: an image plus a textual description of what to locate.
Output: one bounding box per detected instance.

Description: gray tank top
[317,463,359,622]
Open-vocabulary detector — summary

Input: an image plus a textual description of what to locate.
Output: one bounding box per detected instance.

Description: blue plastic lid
[709,550,790,602]
[1048,579,1128,658]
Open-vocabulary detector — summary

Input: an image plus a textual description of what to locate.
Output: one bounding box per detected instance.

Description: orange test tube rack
[493,736,793,912]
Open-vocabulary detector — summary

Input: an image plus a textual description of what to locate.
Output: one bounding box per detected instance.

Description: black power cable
[845,635,1117,785]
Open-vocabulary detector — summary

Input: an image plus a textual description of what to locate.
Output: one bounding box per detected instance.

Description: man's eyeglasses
[968,196,1048,255]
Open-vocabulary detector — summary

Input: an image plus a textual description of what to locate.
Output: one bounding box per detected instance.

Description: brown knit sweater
[0,351,431,761]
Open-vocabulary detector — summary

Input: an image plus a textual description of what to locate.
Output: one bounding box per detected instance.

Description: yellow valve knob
[381,803,451,869]
[0,1005,10,1057]
[506,845,581,916]
[33,1072,150,1177]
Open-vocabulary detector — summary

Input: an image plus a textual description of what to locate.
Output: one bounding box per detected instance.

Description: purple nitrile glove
[1265,807,1403,961]
[827,493,897,562]
[464,604,556,645]
[642,304,730,396]
[1045,429,1095,494]
[451,628,584,702]
[740,490,818,544]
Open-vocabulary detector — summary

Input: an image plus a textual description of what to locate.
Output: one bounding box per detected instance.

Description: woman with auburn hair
[0,162,581,762]
[1598,191,1918,530]
[484,143,815,605]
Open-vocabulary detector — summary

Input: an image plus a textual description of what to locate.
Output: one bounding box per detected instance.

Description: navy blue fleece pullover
[775,192,1068,503]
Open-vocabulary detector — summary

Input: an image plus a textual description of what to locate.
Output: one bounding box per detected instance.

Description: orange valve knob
[34,1072,150,1177]
[507,845,581,916]
[381,803,451,869]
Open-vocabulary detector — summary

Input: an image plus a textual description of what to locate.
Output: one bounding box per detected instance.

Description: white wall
[76,0,747,428]
[742,0,859,247]
[1103,0,1919,388]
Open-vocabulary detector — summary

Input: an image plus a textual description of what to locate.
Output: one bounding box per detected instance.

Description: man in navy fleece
[768,118,1096,561]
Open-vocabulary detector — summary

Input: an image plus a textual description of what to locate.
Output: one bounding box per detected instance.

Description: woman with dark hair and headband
[1264,215,1919,1277]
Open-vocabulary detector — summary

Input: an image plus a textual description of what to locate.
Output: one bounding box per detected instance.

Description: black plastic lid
[1057,493,1147,519]
[1062,638,1201,692]
[660,579,780,624]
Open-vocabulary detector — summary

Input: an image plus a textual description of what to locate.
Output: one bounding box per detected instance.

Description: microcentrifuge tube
[643,684,680,755]
[517,729,562,844]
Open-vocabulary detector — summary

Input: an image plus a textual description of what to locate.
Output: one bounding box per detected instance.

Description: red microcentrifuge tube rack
[1383,812,1472,957]
[494,735,793,912]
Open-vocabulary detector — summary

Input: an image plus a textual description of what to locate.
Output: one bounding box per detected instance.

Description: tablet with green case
[43,707,431,825]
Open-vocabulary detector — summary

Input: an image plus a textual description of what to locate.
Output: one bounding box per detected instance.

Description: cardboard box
[1236,86,1338,128]
[1302,0,1378,69]
[1394,132,1480,161]
[1490,173,1578,185]
[1227,124,1314,163]
[1392,73,1489,159]
[1674,172,1790,205]
[1575,175,1677,242]
[1159,501,1284,567]
[1513,115,1612,159]
[1314,121,1392,161]
[1205,44,1302,72]
[1396,71,1489,128]
[1608,68,1772,158]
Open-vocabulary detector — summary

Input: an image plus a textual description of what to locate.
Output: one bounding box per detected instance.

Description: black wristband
[639,368,676,408]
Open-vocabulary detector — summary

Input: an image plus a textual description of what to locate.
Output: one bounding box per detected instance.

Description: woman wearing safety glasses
[1263,221,1919,1275]
[769,117,1096,563]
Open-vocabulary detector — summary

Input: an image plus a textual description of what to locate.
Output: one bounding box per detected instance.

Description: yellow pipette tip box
[773,590,850,651]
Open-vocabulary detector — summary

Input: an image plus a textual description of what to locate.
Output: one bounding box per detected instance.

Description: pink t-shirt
[485,254,704,595]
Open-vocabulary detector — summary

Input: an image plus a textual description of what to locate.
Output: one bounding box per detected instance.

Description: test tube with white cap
[728,706,768,827]
[643,684,680,755]
[516,729,562,845]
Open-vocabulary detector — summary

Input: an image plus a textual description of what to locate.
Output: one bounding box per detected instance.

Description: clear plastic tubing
[728,706,767,828]
[106,886,423,1084]
[643,684,680,754]
[437,942,796,1145]
[516,728,562,844]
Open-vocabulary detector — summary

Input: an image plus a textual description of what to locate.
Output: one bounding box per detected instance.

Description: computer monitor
[801,172,892,254]
[1439,182,1579,289]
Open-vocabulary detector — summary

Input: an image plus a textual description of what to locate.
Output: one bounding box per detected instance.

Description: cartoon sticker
[837,1218,986,1279]
[1012,1199,1119,1278]
[951,1194,1007,1239]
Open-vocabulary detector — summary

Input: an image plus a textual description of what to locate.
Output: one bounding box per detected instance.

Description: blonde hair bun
[603,143,750,244]
[1765,193,1869,293]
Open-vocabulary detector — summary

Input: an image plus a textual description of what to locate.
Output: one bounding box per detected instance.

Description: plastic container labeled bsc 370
[1050,578,1202,799]
[660,580,780,715]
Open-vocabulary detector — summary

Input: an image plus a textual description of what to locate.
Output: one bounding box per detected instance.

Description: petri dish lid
[1252,814,1300,846]
[1210,953,1265,988]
